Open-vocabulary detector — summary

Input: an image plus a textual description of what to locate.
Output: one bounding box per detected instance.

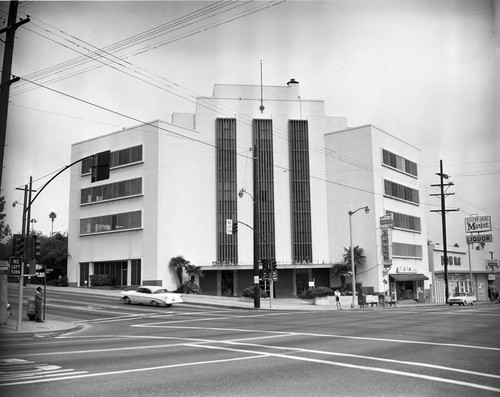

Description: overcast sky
[1,0,499,258]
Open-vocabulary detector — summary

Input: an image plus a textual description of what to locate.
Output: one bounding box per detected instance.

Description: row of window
[393,243,423,258]
[386,210,421,232]
[382,149,418,177]
[80,210,141,235]
[81,178,142,204]
[81,145,143,175]
[384,179,419,204]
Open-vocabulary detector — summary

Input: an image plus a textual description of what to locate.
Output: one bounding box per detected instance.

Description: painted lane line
[220,340,500,380]
[0,355,267,387]
[188,343,500,393]
[133,324,500,352]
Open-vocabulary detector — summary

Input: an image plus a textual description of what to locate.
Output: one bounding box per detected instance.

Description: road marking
[188,343,500,393]
[0,355,267,386]
[132,323,500,352]
[0,359,88,385]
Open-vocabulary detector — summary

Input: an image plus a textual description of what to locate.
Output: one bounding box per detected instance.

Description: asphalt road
[1,289,499,397]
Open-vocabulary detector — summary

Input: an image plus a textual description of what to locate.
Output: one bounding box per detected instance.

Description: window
[216,118,238,264]
[81,178,142,204]
[384,179,420,204]
[386,210,421,232]
[393,243,422,258]
[80,211,142,235]
[81,145,143,174]
[289,120,312,262]
[382,149,418,177]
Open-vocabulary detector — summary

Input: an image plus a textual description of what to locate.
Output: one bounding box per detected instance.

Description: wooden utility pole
[0,0,30,190]
[430,160,459,303]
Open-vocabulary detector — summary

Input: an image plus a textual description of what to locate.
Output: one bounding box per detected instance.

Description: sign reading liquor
[464,215,491,233]
[466,234,493,244]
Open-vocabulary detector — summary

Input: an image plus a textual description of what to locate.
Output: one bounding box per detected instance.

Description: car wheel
[151,300,160,307]
[123,296,131,304]
[460,302,464,306]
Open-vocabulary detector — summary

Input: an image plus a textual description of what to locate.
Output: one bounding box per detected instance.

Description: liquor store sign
[464,215,491,233]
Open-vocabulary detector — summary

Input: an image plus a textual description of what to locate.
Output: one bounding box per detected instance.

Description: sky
[1,0,499,259]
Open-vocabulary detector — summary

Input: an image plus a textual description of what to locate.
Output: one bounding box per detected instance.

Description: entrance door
[79,263,89,287]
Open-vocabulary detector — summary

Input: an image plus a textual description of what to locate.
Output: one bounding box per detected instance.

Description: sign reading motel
[464,215,491,233]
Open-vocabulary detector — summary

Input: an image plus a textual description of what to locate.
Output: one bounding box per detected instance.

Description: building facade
[428,243,496,302]
[325,126,431,301]
[68,80,429,302]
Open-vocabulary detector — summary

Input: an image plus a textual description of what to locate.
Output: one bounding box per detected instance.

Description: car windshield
[453,292,466,296]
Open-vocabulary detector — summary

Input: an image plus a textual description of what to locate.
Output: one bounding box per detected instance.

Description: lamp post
[238,188,260,309]
[348,206,370,309]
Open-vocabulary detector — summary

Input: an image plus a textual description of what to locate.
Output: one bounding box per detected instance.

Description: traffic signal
[91,150,111,183]
[261,259,269,271]
[34,236,41,259]
[271,260,277,271]
[13,234,25,257]
[232,221,238,234]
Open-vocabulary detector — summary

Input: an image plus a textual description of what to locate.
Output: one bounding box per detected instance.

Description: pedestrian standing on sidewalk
[35,287,44,322]
[334,289,342,310]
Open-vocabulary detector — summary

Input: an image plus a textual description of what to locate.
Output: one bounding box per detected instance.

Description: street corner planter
[313,296,336,306]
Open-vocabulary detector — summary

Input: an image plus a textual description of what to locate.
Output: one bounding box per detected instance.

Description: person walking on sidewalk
[35,287,44,322]
[334,289,342,310]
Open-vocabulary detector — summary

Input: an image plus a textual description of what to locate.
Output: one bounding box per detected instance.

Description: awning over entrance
[390,274,429,282]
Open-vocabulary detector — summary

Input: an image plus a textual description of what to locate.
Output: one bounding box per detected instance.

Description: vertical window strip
[289,120,312,262]
[254,119,276,261]
[216,119,238,264]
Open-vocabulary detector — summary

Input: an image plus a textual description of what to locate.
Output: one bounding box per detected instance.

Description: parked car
[448,292,476,306]
[121,286,183,307]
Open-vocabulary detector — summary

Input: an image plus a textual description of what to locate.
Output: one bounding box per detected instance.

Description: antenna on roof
[259,60,265,114]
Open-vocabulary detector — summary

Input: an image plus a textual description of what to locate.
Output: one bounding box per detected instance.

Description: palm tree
[169,256,189,285]
[185,264,204,282]
[342,245,366,292]
[49,212,57,237]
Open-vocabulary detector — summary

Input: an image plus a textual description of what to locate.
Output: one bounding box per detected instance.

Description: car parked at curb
[121,286,183,307]
[448,292,476,306]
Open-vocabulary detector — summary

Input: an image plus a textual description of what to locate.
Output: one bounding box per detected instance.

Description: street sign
[466,234,493,244]
[9,257,22,277]
[464,215,491,233]
[380,214,394,229]
[226,219,233,235]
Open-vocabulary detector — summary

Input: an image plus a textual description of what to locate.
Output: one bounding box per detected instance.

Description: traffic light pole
[15,182,28,331]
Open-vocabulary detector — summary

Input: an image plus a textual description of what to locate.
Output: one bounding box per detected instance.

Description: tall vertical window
[216,118,238,264]
[254,119,275,261]
[382,149,418,177]
[289,120,312,262]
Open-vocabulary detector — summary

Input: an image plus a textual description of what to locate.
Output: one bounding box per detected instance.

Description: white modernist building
[325,125,431,301]
[68,80,430,302]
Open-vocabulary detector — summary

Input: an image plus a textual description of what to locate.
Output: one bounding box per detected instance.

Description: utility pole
[0,1,30,190]
[430,160,459,303]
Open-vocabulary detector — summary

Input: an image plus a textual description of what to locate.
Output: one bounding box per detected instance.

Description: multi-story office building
[325,126,431,301]
[68,80,430,301]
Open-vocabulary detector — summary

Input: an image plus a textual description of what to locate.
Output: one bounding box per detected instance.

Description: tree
[341,245,367,292]
[0,196,12,241]
[169,256,189,285]
[185,264,204,282]
[49,211,57,237]
[39,232,69,281]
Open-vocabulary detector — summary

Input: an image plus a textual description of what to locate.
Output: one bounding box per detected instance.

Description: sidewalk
[0,284,473,337]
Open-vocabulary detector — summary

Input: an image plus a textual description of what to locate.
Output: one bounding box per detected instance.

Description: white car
[121,286,184,307]
[448,292,476,306]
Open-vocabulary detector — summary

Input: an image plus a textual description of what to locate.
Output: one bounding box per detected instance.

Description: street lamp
[348,206,370,309]
[238,188,260,309]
